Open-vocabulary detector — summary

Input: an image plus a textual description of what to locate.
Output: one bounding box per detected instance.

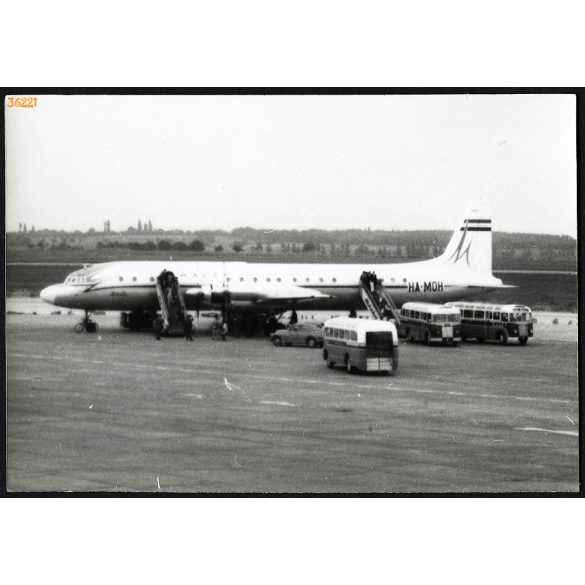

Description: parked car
[270,323,324,348]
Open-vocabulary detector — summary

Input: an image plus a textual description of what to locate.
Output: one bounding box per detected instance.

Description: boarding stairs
[359,272,401,327]
[156,270,188,334]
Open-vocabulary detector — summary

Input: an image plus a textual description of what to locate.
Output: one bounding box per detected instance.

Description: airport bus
[322,317,399,374]
[444,302,535,345]
[399,302,461,345]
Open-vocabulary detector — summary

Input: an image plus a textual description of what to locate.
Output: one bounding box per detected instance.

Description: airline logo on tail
[445,218,492,268]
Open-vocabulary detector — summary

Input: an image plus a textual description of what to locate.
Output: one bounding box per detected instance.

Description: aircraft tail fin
[436,199,493,274]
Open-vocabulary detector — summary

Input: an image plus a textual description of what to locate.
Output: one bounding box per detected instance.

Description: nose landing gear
[74,310,99,333]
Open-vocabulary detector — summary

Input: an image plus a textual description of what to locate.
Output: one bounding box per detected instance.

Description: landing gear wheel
[306,337,316,348]
[75,311,98,333]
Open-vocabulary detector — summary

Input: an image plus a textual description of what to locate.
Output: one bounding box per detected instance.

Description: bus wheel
[272,336,282,346]
[497,331,508,345]
[519,336,528,346]
[306,337,316,348]
[327,359,335,368]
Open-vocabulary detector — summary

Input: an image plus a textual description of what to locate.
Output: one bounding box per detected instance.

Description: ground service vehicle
[444,302,535,345]
[271,323,324,348]
[322,317,399,374]
[400,302,461,345]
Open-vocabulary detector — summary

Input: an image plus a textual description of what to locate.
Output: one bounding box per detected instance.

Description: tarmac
[5,310,580,493]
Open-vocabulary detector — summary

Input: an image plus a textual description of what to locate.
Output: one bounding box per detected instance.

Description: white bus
[399,302,462,345]
[444,302,535,345]
[322,317,399,374]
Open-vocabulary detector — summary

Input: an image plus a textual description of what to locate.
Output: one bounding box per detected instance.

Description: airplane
[40,201,511,332]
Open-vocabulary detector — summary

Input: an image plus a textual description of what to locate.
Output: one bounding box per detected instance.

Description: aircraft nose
[40,285,58,304]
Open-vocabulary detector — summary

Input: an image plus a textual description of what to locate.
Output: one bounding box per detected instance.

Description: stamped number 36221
[7,97,38,108]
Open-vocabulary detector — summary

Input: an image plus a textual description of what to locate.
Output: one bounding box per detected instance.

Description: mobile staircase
[359,271,401,327]
[155,270,188,335]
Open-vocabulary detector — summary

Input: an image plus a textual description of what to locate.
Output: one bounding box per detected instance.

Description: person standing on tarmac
[153,316,163,340]
[183,314,194,341]
[290,309,298,325]
[221,318,228,341]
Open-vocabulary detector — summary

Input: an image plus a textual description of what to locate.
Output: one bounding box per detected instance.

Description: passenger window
[351,331,357,341]
[493,311,500,320]
[475,311,485,319]
[332,278,337,283]
[266,277,271,282]
[293,278,297,283]
[277,277,281,282]
[319,277,324,283]
[132,277,137,282]
[119,276,124,282]
[306,277,310,282]
[344,330,350,339]
[150,277,155,282]
[227,277,231,282]
[463,310,472,318]
[253,277,258,282]
[486,311,492,319]
[501,313,509,322]
[427,313,432,322]
[240,277,244,282]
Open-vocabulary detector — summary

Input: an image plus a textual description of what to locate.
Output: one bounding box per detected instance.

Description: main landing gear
[74,310,99,333]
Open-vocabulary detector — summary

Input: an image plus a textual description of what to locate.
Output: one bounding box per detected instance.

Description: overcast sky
[5,94,577,236]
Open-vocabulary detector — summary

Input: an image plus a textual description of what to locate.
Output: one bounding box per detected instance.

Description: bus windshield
[433,313,459,323]
[366,331,393,349]
[510,311,531,322]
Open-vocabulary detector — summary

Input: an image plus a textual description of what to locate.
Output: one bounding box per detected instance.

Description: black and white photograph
[4,92,579,493]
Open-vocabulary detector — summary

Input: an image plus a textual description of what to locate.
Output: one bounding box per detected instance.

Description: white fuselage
[40,258,505,314]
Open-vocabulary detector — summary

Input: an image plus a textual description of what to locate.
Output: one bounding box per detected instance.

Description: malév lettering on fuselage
[40,201,512,321]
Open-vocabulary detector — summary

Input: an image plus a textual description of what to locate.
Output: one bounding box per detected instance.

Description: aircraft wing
[254,285,331,305]
[185,284,331,304]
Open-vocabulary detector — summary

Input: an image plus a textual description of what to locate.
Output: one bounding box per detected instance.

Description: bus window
[501,313,509,322]
[493,311,500,320]
[351,331,357,341]
[463,309,473,318]
[344,330,350,340]
[474,310,485,319]
[434,314,446,323]
[414,311,420,319]
[486,311,492,320]
[447,313,459,322]
[426,313,432,322]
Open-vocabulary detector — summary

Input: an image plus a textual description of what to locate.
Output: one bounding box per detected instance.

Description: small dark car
[270,323,324,348]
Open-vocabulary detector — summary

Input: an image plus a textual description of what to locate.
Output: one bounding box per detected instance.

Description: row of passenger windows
[324,327,358,341]
[115,275,340,283]
[401,309,459,323]
[462,310,529,321]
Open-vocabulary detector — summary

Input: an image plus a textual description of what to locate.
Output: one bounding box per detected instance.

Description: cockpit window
[65,266,97,285]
